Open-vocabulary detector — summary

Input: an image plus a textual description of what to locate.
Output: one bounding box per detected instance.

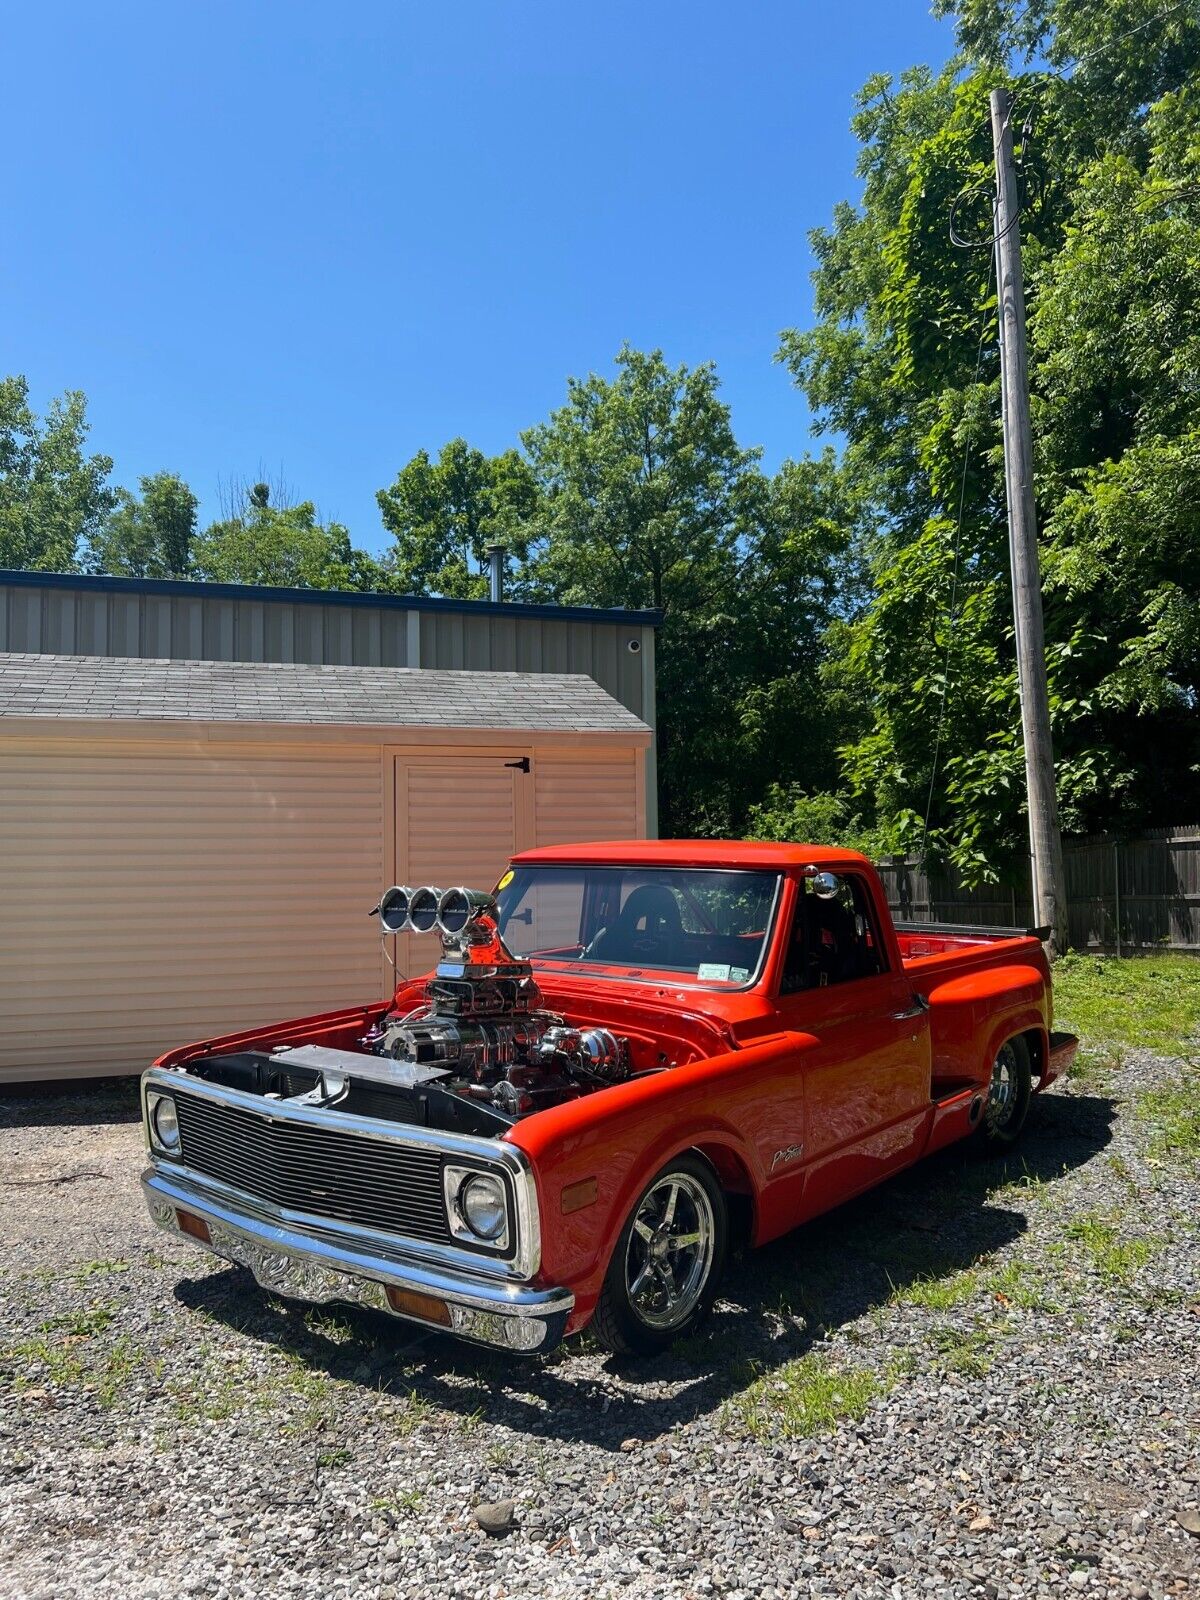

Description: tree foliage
[192,486,383,590]
[88,471,199,578]
[376,439,540,600]
[0,377,115,572]
[779,0,1200,878]
[518,347,850,834]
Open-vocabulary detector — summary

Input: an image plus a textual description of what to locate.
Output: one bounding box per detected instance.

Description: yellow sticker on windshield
[496,870,515,891]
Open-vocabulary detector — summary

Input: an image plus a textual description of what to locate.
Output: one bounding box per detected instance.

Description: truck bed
[895,921,1048,965]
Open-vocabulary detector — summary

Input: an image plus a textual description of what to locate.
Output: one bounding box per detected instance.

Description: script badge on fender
[771,1144,804,1171]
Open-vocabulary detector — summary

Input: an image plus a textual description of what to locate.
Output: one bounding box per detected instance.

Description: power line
[1049,0,1195,80]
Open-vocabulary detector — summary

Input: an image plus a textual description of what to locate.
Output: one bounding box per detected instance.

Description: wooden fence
[875,825,1200,954]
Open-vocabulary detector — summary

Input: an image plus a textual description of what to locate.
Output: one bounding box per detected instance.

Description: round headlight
[459,1174,506,1241]
[150,1094,180,1153]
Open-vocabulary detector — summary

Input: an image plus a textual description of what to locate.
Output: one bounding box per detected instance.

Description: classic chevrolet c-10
[141,841,1077,1356]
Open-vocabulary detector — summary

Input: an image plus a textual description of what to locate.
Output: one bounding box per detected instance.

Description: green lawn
[1052,953,1200,1056]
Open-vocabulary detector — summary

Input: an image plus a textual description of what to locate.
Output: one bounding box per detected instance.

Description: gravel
[1,1049,1197,1600]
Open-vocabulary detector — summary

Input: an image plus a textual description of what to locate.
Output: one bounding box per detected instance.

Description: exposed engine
[362,884,631,1118]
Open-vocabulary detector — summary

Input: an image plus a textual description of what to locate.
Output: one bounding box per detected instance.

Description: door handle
[892,996,929,1020]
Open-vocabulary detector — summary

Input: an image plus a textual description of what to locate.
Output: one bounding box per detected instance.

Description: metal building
[0,570,659,829]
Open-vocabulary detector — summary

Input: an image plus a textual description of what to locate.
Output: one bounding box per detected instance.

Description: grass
[983,1259,1061,1313]
[928,1321,1005,1378]
[723,1351,888,1439]
[889,1269,978,1310]
[1057,1210,1156,1285]
[1137,1069,1200,1168]
[1067,1045,1124,1090]
[1052,953,1200,1056]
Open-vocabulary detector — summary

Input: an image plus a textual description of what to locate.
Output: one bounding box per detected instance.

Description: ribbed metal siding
[0,580,654,724]
[173,1091,451,1245]
[0,740,386,1082]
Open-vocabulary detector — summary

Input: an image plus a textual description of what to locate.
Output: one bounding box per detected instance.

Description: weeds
[1057,1211,1156,1285]
[929,1323,998,1378]
[889,1270,978,1311]
[1137,1070,1200,1168]
[723,1352,887,1439]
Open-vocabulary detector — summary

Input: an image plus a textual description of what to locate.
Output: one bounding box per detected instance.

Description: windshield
[494,865,780,988]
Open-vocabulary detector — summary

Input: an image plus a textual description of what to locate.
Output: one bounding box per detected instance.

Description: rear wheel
[592,1156,727,1357]
[978,1035,1032,1151]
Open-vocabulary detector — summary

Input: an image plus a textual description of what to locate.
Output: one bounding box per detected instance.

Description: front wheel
[592,1156,727,1356]
[978,1035,1032,1151]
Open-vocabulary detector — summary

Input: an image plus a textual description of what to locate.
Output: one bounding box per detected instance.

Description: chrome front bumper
[143,1165,573,1353]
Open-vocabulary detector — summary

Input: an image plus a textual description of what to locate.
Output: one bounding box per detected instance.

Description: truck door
[775,871,931,1222]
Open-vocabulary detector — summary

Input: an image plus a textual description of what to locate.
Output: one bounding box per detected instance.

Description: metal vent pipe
[486,544,506,604]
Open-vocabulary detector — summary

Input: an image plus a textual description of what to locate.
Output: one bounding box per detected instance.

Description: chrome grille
[173,1091,450,1246]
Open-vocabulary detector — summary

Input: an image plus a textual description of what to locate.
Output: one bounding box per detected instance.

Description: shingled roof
[0,652,649,735]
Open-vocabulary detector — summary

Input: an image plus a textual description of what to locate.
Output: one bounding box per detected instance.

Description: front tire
[978,1035,1032,1151]
[592,1155,727,1357]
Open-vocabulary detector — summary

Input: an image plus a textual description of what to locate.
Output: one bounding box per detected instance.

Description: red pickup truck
[141,842,1077,1357]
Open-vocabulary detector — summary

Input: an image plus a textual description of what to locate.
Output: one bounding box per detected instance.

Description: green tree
[778,0,1200,879]
[376,438,540,599]
[89,471,199,577]
[0,376,115,572]
[193,486,382,590]
[520,346,850,834]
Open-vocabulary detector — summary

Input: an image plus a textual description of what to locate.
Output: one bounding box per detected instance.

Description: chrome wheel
[985,1042,1019,1133]
[624,1171,716,1331]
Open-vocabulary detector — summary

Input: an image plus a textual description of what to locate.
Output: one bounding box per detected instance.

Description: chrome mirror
[811,871,841,900]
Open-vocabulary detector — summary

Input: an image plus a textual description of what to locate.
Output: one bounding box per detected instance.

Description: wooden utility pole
[989,87,1069,955]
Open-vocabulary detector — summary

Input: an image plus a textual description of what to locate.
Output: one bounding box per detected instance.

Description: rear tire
[978,1035,1032,1151]
[592,1155,727,1357]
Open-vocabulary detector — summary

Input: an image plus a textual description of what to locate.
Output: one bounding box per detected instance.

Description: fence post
[1113,840,1121,959]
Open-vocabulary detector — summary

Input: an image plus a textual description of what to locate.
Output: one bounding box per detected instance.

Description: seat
[590,884,684,965]
[806,893,861,986]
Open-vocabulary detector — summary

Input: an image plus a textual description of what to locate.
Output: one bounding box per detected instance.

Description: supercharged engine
[363,884,631,1119]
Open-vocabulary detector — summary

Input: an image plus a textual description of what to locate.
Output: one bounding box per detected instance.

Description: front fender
[505,1034,799,1328]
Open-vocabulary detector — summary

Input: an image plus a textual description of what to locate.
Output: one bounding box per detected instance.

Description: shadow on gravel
[174,1089,1115,1451]
[0,1077,141,1129]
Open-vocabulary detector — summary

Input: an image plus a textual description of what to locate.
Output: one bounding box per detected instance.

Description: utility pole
[989,87,1069,956]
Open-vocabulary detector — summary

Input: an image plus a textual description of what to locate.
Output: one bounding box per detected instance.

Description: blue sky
[5,2,954,555]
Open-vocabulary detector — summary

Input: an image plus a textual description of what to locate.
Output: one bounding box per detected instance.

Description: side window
[781,874,886,992]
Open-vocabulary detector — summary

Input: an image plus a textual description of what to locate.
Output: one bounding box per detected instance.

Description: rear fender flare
[982,1011,1049,1088]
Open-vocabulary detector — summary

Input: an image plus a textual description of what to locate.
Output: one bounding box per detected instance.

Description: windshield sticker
[495,870,515,891]
[697,962,731,982]
[730,966,750,983]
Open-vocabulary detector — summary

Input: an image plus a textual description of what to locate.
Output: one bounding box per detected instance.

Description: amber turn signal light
[386,1286,452,1326]
[560,1176,598,1215]
[175,1209,211,1243]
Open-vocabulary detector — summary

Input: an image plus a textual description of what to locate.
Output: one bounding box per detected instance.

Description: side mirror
[811,871,841,900]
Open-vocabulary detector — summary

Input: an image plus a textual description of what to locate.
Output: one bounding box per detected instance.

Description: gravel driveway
[1,1051,1197,1600]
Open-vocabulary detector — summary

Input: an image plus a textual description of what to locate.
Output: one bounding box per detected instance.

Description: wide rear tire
[978,1034,1032,1152]
[592,1155,727,1357]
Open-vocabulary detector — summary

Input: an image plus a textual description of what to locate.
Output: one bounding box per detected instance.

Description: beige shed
[0,651,650,1084]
